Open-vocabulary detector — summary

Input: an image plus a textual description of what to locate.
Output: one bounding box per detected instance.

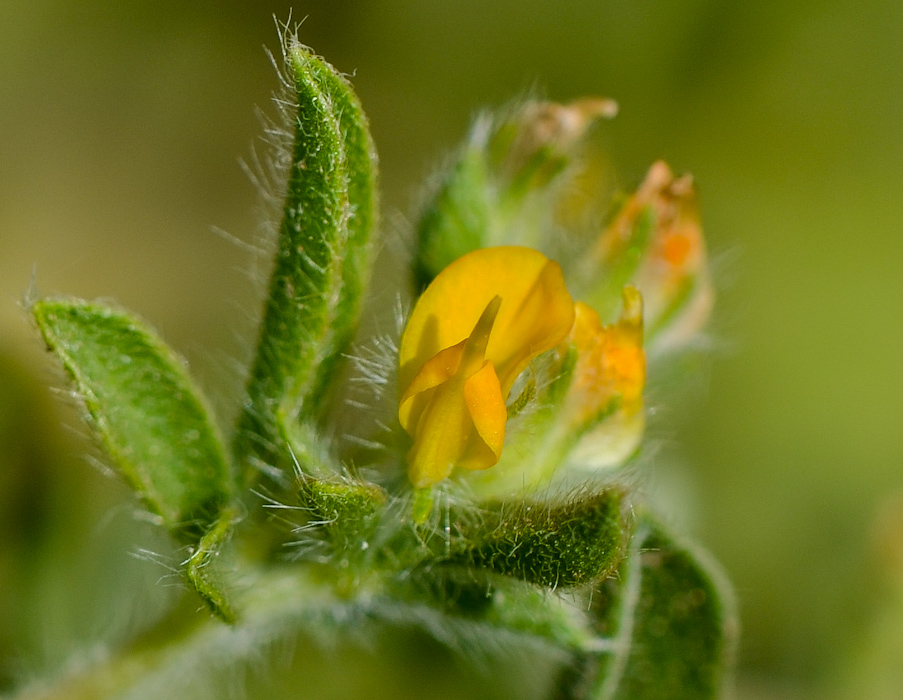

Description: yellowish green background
[2,2,902,698]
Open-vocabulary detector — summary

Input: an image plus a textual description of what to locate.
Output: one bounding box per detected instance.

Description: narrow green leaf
[235,45,377,480]
[442,490,627,588]
[582,516,738,700]
[307,54,379,407]
[32,298,231,537]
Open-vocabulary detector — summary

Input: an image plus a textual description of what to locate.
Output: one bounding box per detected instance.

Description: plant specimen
[20,27,735,700]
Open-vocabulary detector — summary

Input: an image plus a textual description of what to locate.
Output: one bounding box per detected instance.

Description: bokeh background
[2,1,903,698]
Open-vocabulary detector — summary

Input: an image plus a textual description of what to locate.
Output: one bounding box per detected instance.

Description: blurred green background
[2,1,903,698]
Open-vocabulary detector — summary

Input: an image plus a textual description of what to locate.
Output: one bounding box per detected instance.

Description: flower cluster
[399,109,712,493]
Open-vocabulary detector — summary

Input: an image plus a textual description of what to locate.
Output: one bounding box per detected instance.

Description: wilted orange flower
[569,290,644,425]
[597,160,712,349]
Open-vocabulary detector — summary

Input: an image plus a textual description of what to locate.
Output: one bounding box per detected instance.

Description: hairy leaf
[572,516,737,700]
[235,44,377,481]
[433,490,627,588]
[32,298,231,537]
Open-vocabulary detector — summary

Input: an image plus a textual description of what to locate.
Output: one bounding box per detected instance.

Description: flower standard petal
[489,256,579,393]
[399,246,575,396]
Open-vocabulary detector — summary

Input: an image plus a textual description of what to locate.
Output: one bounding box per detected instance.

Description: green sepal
[444,490,627,588]
[466,346,579,499]
[32,298,231,539]
[590,206,656,323]
[489,117,570,204]
[414,145,492,288]
[300,475,387,553]
[414,100,611,289]
[506,373,537,419]
[645,274,697,342]
[575,515,737,700]
[235,45,377,481]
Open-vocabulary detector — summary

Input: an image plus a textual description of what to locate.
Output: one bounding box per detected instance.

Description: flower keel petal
[463,361,506,467]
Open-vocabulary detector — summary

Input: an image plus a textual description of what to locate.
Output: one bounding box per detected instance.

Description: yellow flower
[398,247,575,488]
[565,287,646,468]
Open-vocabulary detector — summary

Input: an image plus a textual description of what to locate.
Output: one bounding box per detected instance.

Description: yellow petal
[490,256,577,392]
[462,360,506,466]
[398,340,465,433]
[403,298,503,488]
[406,377,472,487]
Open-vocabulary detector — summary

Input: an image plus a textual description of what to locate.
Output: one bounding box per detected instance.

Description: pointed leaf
[235,45,377,480]
[33,298,231,536]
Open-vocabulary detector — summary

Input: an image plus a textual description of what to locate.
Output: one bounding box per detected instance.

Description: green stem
[13,566,594,700]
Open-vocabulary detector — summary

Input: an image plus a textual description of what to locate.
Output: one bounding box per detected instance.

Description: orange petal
[568,290,645,427]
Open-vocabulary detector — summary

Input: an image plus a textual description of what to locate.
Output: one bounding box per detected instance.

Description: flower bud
[592,161,713,354]
[414,99,617,287]
[565,288,646,469]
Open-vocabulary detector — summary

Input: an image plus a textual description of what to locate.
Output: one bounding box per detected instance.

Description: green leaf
[32,298,231,537]
[576,515,738,700]
[441,490,627,588]
[235,44,377,480]
[306,53,379,407]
